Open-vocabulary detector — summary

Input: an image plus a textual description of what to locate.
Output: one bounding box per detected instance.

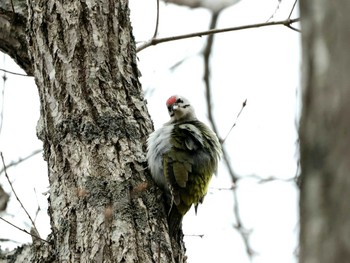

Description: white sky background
[0,0,301,262]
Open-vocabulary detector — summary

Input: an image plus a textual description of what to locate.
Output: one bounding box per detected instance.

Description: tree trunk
[0,0,186,262]
[299,1,350,262]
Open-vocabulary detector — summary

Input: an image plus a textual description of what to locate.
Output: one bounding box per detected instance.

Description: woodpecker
[147,95,222,236]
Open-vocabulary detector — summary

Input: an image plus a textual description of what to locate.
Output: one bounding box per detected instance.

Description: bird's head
[166,95,197,123]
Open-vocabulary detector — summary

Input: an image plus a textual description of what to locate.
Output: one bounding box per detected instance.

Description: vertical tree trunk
[299,1,350,262]
[24,0,185,262]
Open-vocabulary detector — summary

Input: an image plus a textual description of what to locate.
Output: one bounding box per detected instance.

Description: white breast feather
[147,124,174,189]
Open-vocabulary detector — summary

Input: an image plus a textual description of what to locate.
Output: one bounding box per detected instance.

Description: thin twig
[222,99,247,144]
[221,147,239,183]
[209,185,235,191]
[288,0,298,20]
[137,18,300,52]
[33,188,42,222]
[184,234,204,238]
[10,0,15,13]
[232,189,256,258]
[266,0,282,22]
[0,149,42,175]
[0,152,41,239]
[152,0,160,38]
[285,24,300,33]
[0,238,21,243]
[0,68,29,77]
[203,12,219,136]
[0,216,50,244]
[244,174,296,184]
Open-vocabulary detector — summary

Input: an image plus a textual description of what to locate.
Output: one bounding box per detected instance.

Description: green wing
[164,121,220,215]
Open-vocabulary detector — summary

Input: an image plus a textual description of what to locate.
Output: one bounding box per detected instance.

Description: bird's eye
[176,98,184,104]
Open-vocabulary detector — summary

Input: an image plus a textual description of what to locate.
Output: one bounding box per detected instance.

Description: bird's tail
[167,205,184,241]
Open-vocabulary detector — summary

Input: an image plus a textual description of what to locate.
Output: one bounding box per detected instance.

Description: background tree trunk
[299,1,350,262]
[1,0,186,262]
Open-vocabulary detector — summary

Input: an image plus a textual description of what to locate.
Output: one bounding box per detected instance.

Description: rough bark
[1,0,186,262]
[0,0,32,75]
[299,1,350,262]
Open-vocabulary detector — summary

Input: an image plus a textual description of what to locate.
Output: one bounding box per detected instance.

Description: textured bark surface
[1,0,186,262]
[0,0,32,74]
[299,1,350,262]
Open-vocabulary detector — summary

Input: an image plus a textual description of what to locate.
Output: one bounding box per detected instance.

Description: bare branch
[202,12,254,260]
[33,188,42,222]
[0,216,50,244]
[232,189,256,258]
[0,149,43,175]
[286,24,300,33]
[153,0,160,38]
[0,238,21,243]
[184,234,204,238]
[209,183,256,258]
[266,0,282,22]
[288,0,298,20]
[203,12,219,135]
[0,152,41,239]
[222,99,247,144]
[209,184,235,191]
[201,12,239,184]
[245,174,296,184]
[10,0,15,13]
[0,67,30,77]
[137,18,300,52]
